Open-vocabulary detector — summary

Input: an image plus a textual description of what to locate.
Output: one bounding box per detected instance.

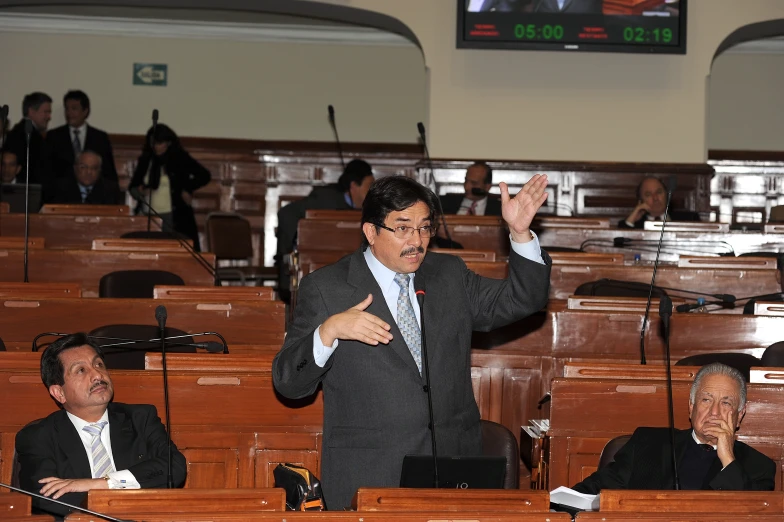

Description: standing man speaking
[273,174,551,509]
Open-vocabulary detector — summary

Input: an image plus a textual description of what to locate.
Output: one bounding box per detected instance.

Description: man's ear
[362,222,377,247]
[49,385,65,405]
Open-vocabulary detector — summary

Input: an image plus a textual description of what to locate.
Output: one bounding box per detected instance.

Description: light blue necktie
[83,421,114,478]
[394,273,422,373]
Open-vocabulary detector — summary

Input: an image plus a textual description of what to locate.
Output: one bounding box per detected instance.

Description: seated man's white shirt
[313,232,545,366]
[457,196,488,216]
[66,410,140,489]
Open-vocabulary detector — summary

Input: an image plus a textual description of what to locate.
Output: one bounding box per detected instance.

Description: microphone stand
[147,109,159,233]
[155,305,174,489]
[327,105,345,169]
[659,295,680,490]
[415,287,439,488]
[417,122,455,249]
[638,177,676,365]
[23,119,33,283]
[0,481,135,522]
[0,105,8,237]
[32,331,229,354]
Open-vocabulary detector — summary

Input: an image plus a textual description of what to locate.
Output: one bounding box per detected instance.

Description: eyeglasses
[376,223,438,239]
[77,164,101,172]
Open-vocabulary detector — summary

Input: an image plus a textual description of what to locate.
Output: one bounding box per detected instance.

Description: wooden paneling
[87,488,285,514]
[40,204,129,216]
[353,488,549,512]
[0,214,161,249]
[153,285,274,300]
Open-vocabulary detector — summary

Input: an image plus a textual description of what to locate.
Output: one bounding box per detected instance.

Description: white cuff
[313,326,338,368]
[107,470,140,489]
[509,231,545,265]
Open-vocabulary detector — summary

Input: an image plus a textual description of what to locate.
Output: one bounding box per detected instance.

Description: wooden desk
[562,363,699,381]
[0,237,45,249]
[599,489,783,513]
[0,298,285,345]
[153,285,275,300]
[0,282,81,299]
[352,488,549,512]
[40,204,130,216]
[578,514,784,522]
[0,250,215,297]
[87,488,286,514]
[0,492,31,516]
[66,512,572,522]
[92,238,191,252]
[0,214,161,249]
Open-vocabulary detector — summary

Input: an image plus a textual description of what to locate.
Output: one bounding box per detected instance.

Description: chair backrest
[574,278,668,298]
[89,324,195,370]
[675,353,761,382]
[598,434,632,469]
[121,230,178,240]
[99,270,185,298]
[0,336,5,351]
[480,419,519,489]
[13,418,43,488]
[762,341,784,367]
[770,206,784,223]
[205,213,253,260]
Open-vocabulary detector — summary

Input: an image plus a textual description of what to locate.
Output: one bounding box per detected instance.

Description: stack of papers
[550,486,600,511]
[522,418,550,439]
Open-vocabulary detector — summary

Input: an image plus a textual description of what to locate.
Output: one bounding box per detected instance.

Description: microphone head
[715,293,736,304]
[417,122,426,137]
[658,295,673,317]
[0,104,8,120]
[613,237,629,247]
[24,118,34,136]
[152,109,159,123]
[154,305,167,324]
[204,341,225,353]
[675,303,693,313]
[328,104,335,121]
[667,175,677,194]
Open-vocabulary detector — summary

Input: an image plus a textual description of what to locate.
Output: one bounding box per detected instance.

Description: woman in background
[130,124,211,251]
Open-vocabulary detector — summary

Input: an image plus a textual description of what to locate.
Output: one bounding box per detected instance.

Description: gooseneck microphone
[147,109,159,232]
[0,104,8,185]
[155,305,174,489]
[23,118,34,283]
[415,283,439,488]
[417,122,455,249]
[32,331,228,353]
[638,175,676,365]
[659,295,680,490]
[327,105,345,169]
[0,481,135,522]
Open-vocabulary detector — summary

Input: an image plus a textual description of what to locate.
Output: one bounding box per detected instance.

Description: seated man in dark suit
[276,158,374,300]
[4,92,52,185]
[743,253,784,314]
[15,333,187,518]
[439,161,502,216]
[50,150,122,205]
[572,363,775,494]
[46,90,118,185]
[1,150,22,184]
[618,176,701,228]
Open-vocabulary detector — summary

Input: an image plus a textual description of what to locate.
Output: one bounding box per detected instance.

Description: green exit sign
[133,63,168,86]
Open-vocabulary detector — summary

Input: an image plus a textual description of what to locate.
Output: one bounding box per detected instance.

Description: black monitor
[458,0,687,54]
[0,183,43,213]
[400,455,507,489]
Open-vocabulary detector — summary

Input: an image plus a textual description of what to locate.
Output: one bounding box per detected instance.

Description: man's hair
[63,90,91,112]
[469,161,493,185]
[2,150,19,165]
[689,362,747,411]
[22,92,52,118]
[361,176,441,247]
[75,149,103,168]
[635,176,666,201]
[338,159,373,192]
[41,333,105,390]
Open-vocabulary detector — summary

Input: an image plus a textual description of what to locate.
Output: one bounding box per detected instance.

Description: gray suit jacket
[273,247,551,509]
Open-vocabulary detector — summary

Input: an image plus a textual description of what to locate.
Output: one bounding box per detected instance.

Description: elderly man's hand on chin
[702,409,737,468]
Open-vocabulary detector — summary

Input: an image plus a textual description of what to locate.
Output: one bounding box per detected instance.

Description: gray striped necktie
[393,273,422,373]
[72,129,82,158]
[83,421,114,478]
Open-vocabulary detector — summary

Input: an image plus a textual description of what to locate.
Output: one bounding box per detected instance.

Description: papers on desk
[523,418,550,438]
[550,486,600,511]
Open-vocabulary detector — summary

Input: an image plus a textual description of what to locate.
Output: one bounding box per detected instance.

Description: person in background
[1,150,22,184]
[129,124,211,251]
[439,161,501,216]
[50,150,122,205]
[619,176,701,229]
[4,92,52,185]
[46,90,118,186]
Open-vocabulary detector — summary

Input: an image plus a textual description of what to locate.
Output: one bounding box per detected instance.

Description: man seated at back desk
[572,363,775,494]
[619,176,701,228]
[439,161,502,216]
[49,150,122,205]
[1,150,23,184]
[15,333,187,518]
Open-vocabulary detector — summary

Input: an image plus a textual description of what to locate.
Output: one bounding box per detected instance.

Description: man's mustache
[400,246,425,257]
[90,381,110,391]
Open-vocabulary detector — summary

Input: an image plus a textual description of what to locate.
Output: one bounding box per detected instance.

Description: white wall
[708,52,784,151]
[0,30,427,143]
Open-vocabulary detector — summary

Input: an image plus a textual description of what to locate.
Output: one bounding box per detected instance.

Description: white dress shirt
[457,196,489,216]
[312,233,546,367]
[66,410,140,489]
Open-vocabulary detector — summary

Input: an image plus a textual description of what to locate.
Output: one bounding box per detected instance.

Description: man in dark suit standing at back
[4,92,52,185]
[15,333,187,518]
[439,161,502,216]
[273,174,551,509]
[572,363,775,493]
[50,150,122,205]
[46,90,118,189]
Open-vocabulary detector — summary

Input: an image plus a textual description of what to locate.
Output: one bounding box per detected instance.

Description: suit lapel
[54,411,93,479]
[346,249,421,375]
[660,429,691,488]
[108,405,136,471]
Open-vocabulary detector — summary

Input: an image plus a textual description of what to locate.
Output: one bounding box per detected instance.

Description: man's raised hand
[500,174,548,243]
